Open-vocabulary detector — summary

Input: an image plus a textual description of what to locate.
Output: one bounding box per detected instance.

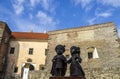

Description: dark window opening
[14,67,18,73]
[29,64,34,71]
[40,67,45,70]
[10,47,15,54]
[29,48,33,55]
[39,65,45,71]
[45,49,48,55]
[88,52,93,59]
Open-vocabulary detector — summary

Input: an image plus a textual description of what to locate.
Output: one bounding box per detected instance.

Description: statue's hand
[52,59,56,62]
[76,59,79,62]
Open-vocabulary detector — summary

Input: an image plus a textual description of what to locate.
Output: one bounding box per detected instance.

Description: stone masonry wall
[84,67,120,79]
[44,22,120,79]
[46,22,120,68]
[28,67,120,79]
[0,23,5,72]
[27,22,120,79]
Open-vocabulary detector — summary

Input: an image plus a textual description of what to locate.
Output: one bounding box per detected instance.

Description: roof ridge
[12,32,48,40]
[12,32,47,34]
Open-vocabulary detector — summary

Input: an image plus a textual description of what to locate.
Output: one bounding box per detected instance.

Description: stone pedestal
[50,76,85,79]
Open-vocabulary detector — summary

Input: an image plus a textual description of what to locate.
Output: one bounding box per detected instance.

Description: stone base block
[50,76,85,79]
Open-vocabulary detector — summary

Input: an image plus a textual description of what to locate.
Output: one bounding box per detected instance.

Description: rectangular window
[88,52,93,59]
[29,48,33,55]
[10,47,15,54]
[45,49,48,55]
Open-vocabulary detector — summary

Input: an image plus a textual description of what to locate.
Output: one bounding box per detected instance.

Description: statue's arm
[67,58,72,63]
[52,56,57,62]
[76,56,82,63]
[63,56,67,63]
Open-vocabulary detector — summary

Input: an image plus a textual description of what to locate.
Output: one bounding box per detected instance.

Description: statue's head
[55,44,65,55]
[76,47,80,54]
[70,46,77,55]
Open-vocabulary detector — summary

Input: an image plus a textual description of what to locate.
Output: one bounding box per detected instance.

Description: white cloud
[40,0,49,10]
[72,0,120,12]
[6,0,57,32]
[40,0,56,13]
[95,8,113,18]
[10,11,58,32]
[30,0,55,12]
[30,0,40,7]
[36,11,57,26]
[99,0,120,7]
[72,0,92,11]
[18,0,24,3]
[12,16,57,32]
[15,20,38,32]
[13,4,24,15]
[72,0,92,7]
[88,18,96,25]
[88,9,112,25]
[96,12,112,18]
[72,0,120,8]
[12,0,56,15]
[12,0,25,15]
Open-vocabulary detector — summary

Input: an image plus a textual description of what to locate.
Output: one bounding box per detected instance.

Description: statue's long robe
[68,56,85,77]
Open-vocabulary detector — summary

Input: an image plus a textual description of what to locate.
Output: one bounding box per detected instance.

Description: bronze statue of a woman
[67,46,85,78]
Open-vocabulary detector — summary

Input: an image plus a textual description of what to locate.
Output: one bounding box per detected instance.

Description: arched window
[87,47,99,59]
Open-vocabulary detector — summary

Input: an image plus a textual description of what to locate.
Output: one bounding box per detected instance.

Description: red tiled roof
[12,32,48,40]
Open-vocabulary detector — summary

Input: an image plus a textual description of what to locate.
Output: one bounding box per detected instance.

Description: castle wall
[28,67,120,79]
[44,22,120,78]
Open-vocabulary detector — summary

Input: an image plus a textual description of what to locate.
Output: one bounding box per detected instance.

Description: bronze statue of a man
[50,45,67,76]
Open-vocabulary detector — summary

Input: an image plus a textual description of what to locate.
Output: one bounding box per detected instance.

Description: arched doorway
[21,63,35,78]
[29,64,34,71]
[23,63,35,71]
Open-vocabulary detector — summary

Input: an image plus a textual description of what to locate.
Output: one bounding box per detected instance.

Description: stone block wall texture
[27,22,120,79]
[46,22,119,66]
[0,24,4,71]
[84,67,120,79]
[28,67,120,79]
[0,23,5,79]
[0,22,11,79]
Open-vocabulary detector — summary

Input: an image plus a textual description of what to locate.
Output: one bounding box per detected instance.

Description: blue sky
[0,0,120,36]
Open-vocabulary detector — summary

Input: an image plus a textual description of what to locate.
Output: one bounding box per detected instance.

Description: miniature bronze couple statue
[50,44,85,78]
